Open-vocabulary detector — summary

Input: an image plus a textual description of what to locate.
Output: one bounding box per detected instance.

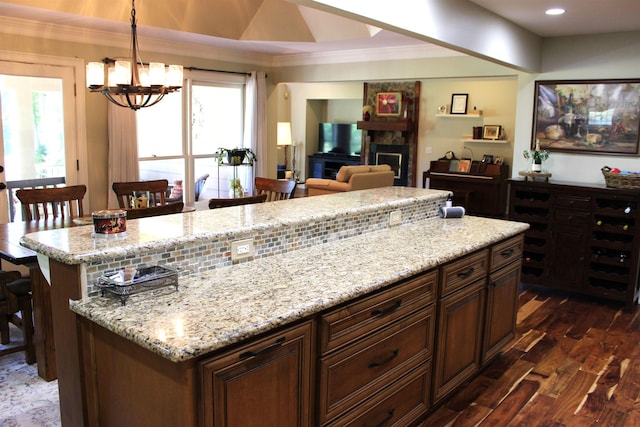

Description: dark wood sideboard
[508,179,640,310]
[424,160,509,217]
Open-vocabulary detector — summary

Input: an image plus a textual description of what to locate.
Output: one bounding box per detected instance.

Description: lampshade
[86,0,183,110]
[277,122,293,146]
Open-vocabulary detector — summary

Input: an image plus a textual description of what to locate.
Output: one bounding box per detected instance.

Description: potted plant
[523,140,549,172]
[217,147,257,166]
[229,178,243,198]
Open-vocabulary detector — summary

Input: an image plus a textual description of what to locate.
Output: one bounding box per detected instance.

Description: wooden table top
[0,218,85,265]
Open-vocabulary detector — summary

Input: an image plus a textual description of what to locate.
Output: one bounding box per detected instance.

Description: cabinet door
[551,225,588,289]
[433,280,485,403]
[200,321,313,427]
[483,260,521,363]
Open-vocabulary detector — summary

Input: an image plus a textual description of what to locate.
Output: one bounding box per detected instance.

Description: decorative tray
[97,265,178,305]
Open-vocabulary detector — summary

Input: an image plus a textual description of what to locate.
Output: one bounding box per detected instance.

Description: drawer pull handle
[368,349,399,368]
[366,408,395,427]
[239,337,285,360]
[371,300,402,317]
[501,248,515,258]
[457,267,475,279]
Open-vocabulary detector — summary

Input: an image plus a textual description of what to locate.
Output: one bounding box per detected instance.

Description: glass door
[0,61,78,222]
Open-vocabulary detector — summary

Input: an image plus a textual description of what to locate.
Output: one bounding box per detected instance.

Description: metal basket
[602,167,640,189]
[97,265,178,305]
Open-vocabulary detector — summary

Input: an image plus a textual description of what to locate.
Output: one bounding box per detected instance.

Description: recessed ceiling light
[545,8,566,16]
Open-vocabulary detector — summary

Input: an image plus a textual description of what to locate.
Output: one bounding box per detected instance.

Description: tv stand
[308,154,361,179]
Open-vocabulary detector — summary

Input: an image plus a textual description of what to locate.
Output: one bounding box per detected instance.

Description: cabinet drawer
[325,363,431,427]
[554,208,590,226]
[318,307,435,424]
[556,193,591,210]
[320,270,437,354]
[440,249,488,297]
[490,235,523,272]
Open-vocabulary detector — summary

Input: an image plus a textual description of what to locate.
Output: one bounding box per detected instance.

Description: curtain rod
[185,66,258,77]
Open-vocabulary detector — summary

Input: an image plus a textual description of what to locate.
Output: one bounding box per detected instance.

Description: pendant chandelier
[86,0,183,110]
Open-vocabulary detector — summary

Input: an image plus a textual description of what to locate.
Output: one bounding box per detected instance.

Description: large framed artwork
[532,79,640,156]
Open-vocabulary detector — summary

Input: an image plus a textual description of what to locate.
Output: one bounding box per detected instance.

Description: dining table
[0,217,86,381]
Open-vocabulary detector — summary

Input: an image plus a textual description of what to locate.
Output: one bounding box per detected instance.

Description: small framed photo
[457,159,471,173]
[376,92,402,116]
[494,156,504,165]
[481,154,494,164]
[450,93,468,114]
[483,125,502,140]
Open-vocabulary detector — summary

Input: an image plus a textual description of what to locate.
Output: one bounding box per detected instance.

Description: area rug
[0,325,60,426]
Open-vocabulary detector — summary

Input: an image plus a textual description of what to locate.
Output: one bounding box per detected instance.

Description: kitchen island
[20,187,528,426]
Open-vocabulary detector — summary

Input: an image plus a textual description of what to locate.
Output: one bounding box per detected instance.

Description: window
[136,70,248,203]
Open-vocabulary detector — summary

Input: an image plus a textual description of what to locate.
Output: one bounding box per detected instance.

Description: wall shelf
[461,138,509,144]
[436,112,482,118]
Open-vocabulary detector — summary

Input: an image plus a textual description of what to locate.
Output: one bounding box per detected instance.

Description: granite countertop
[70,215,529,363]
[20,187,445,265]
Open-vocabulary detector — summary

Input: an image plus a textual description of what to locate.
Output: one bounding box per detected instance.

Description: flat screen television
[318,123,362,157]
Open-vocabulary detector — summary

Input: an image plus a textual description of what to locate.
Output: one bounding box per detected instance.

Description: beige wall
[281,71,519,182]
[279,31,640,185]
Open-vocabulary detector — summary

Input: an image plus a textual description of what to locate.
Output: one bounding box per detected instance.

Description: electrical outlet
[231,239,254,261]
[389,210,402,226]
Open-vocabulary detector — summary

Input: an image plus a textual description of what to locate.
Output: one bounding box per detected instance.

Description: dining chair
[0,270,36,364]
[15,185,87,221]
[112,180,169,209]
[124,201,184,219]
[208,194,268,209]
[254,177,296,201]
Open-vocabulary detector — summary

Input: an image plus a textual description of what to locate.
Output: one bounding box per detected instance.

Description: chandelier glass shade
[86,0,183,110]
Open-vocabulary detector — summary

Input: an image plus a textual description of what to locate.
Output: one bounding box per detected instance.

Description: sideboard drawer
[440,249,488,297]
[320,269,437,354]
[554,209,590,226]
[556,193,591,211]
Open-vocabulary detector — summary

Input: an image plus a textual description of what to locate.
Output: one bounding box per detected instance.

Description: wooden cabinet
[509,179,640,309]
[76,234,524,427]
[318,270,437,425]
[483,235,523,363]
[432,249,488,403]
[200,320,314,427]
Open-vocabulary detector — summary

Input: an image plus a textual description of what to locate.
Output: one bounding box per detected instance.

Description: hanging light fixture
[86,0,183,110]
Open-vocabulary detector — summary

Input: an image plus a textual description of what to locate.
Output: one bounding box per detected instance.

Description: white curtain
[107,102,139,208]
[243,71,267,194]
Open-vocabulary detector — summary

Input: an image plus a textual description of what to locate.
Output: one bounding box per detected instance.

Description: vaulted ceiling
[1,0,640,69]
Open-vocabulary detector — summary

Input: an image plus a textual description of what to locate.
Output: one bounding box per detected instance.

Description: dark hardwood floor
[422,287,640,426]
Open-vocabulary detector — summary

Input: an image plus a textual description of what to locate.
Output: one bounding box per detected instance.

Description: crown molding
[0,14,462,70]
[273,43,462,67]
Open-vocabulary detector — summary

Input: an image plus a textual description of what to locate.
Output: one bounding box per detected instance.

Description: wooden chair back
[124,202,184,219]
[208,194,268,209]
[112,180,169,208]
[254,177,296,202]
[0,270,36,364]
[15,185,86,221]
